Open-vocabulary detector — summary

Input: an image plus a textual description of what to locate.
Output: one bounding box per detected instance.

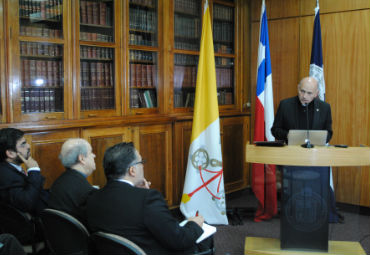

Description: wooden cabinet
[25,129,80,188]
[0,0,4,123]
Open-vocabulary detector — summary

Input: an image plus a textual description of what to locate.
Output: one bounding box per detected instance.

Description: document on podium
[179,220,217,243]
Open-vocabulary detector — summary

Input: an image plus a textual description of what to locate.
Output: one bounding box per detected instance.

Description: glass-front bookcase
[78,0,119,118]
[9,0,69,122]
[129,0,159,111]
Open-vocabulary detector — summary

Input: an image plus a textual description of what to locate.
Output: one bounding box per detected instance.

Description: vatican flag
[180,0,228,225]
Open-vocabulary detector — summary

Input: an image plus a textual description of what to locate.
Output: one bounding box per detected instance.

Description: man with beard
[0,128,49,216]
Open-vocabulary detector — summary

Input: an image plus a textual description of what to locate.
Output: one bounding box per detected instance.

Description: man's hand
[188,215,204,227]
[17,153,39,169]
[136,178,151,189]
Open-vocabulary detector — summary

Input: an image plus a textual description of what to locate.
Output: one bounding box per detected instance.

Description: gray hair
[59,138,89,168]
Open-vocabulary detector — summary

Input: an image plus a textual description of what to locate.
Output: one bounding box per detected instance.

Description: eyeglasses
[129,159,146,168]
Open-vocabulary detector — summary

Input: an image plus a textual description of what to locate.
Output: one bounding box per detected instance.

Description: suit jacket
[0,162,49,215]
[271,96,333,143]
[87,181,203,255]
[48,168,96,225]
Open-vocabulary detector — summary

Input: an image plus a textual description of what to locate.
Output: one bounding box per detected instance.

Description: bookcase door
[78,0,121,119]
[8,0,72,122]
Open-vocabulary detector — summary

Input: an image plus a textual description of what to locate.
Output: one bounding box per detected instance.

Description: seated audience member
[87,142,213,255]
[0,128,49,216]
[0,234,26,255]
[48,138,97,224]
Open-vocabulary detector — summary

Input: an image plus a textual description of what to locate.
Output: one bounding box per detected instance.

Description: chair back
[40,208,90,255]
[90,231,146,255]
[0,202,35,244]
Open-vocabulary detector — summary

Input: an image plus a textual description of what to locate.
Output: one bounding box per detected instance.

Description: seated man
[0,128,49,216]
[48,138,97,224]
[87,142,212,255]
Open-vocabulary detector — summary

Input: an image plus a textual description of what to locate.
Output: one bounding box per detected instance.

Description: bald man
[271,77,333,143]
[48,138,97,224]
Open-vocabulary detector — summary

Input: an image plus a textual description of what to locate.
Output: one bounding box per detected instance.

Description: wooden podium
[245,144,370,254]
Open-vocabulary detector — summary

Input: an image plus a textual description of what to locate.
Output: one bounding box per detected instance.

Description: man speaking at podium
[271,76,341,223]
[271,76,332,144]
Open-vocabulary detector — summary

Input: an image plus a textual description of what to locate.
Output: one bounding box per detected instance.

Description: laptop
[287,130,328,146]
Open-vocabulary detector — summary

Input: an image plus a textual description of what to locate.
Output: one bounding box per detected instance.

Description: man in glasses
[0,128,49,215]
[87,142,213,255]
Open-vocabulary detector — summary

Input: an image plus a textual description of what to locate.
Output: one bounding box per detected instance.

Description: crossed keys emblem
[181,148,224,204]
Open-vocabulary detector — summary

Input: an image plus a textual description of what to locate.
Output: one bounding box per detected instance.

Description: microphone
[301,103,314,148]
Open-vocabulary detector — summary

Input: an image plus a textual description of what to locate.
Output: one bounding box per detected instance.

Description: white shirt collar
[115,179,134,186]
[9,162,23,173]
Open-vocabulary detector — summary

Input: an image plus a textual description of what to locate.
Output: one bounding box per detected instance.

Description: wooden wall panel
[134,124,172,205]
[27,129,79,188]
[251,0,299,21]
[82,126,132,188]
[0,0,5,123]
[173,121,192,206]
[300,0,370,16]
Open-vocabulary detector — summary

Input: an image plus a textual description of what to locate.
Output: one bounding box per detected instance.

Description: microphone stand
[301,103,314,148]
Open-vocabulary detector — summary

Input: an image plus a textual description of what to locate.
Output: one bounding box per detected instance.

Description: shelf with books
[129,0,158,47]
[215,56,234,105]
[129,49,158,109]
[19,0,63,39]
[80,45,115,111]
[173,53,198,108]
[174,0,202,51]
[213,3,234,54]
[79,0,114,43]
[19,41,64,113]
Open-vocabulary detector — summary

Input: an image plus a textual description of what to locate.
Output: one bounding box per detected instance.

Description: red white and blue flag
[252,0,277,222]
[309,0,325,101]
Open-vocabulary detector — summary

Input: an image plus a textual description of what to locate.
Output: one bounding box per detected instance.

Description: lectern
[245,144,370,254]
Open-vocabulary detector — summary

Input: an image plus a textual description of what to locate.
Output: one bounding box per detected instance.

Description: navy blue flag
[309,5,325,101]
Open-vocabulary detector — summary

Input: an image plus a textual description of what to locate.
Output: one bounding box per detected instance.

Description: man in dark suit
[271,77,341,223]
[87,142,213,255]
[48,138,97,224]
[271,76,333,143]
[0,128,49,216]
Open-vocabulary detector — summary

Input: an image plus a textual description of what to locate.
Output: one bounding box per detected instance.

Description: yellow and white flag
[180,0,228,225]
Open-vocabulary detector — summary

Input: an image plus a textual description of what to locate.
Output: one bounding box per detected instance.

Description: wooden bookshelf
[1,0,250,207]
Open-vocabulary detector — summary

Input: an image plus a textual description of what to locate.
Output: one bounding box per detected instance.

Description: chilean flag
[252,0,277,222]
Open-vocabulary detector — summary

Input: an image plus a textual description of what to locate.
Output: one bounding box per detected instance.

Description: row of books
[213,4,234,22]
[131,89,157,108]
[129,32,156,47]
[21,87,63,113]
[174,66,197,89]
[130,64,157,88]
[19,0,62,20]
[20,25,62,38]
[216,68,233,88]
[174,54,198,66]
[174,15,200,39]
[20,42,62,58]
[174,0,200,16]
[21,59,63,87]
[80,46,113,60]
[81,87,115,111]
[80,32,113,42]
[129,50,155,62]
[218,90,233,105]
[80,62,114,87]
[215,57,233,67]
[80,0,113,26]
[214,43,233,54]
[174,41,199,51]
[130,0,156,8]
[174,91,195,108]
[129,8,157,32]
[213,22,233,43]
